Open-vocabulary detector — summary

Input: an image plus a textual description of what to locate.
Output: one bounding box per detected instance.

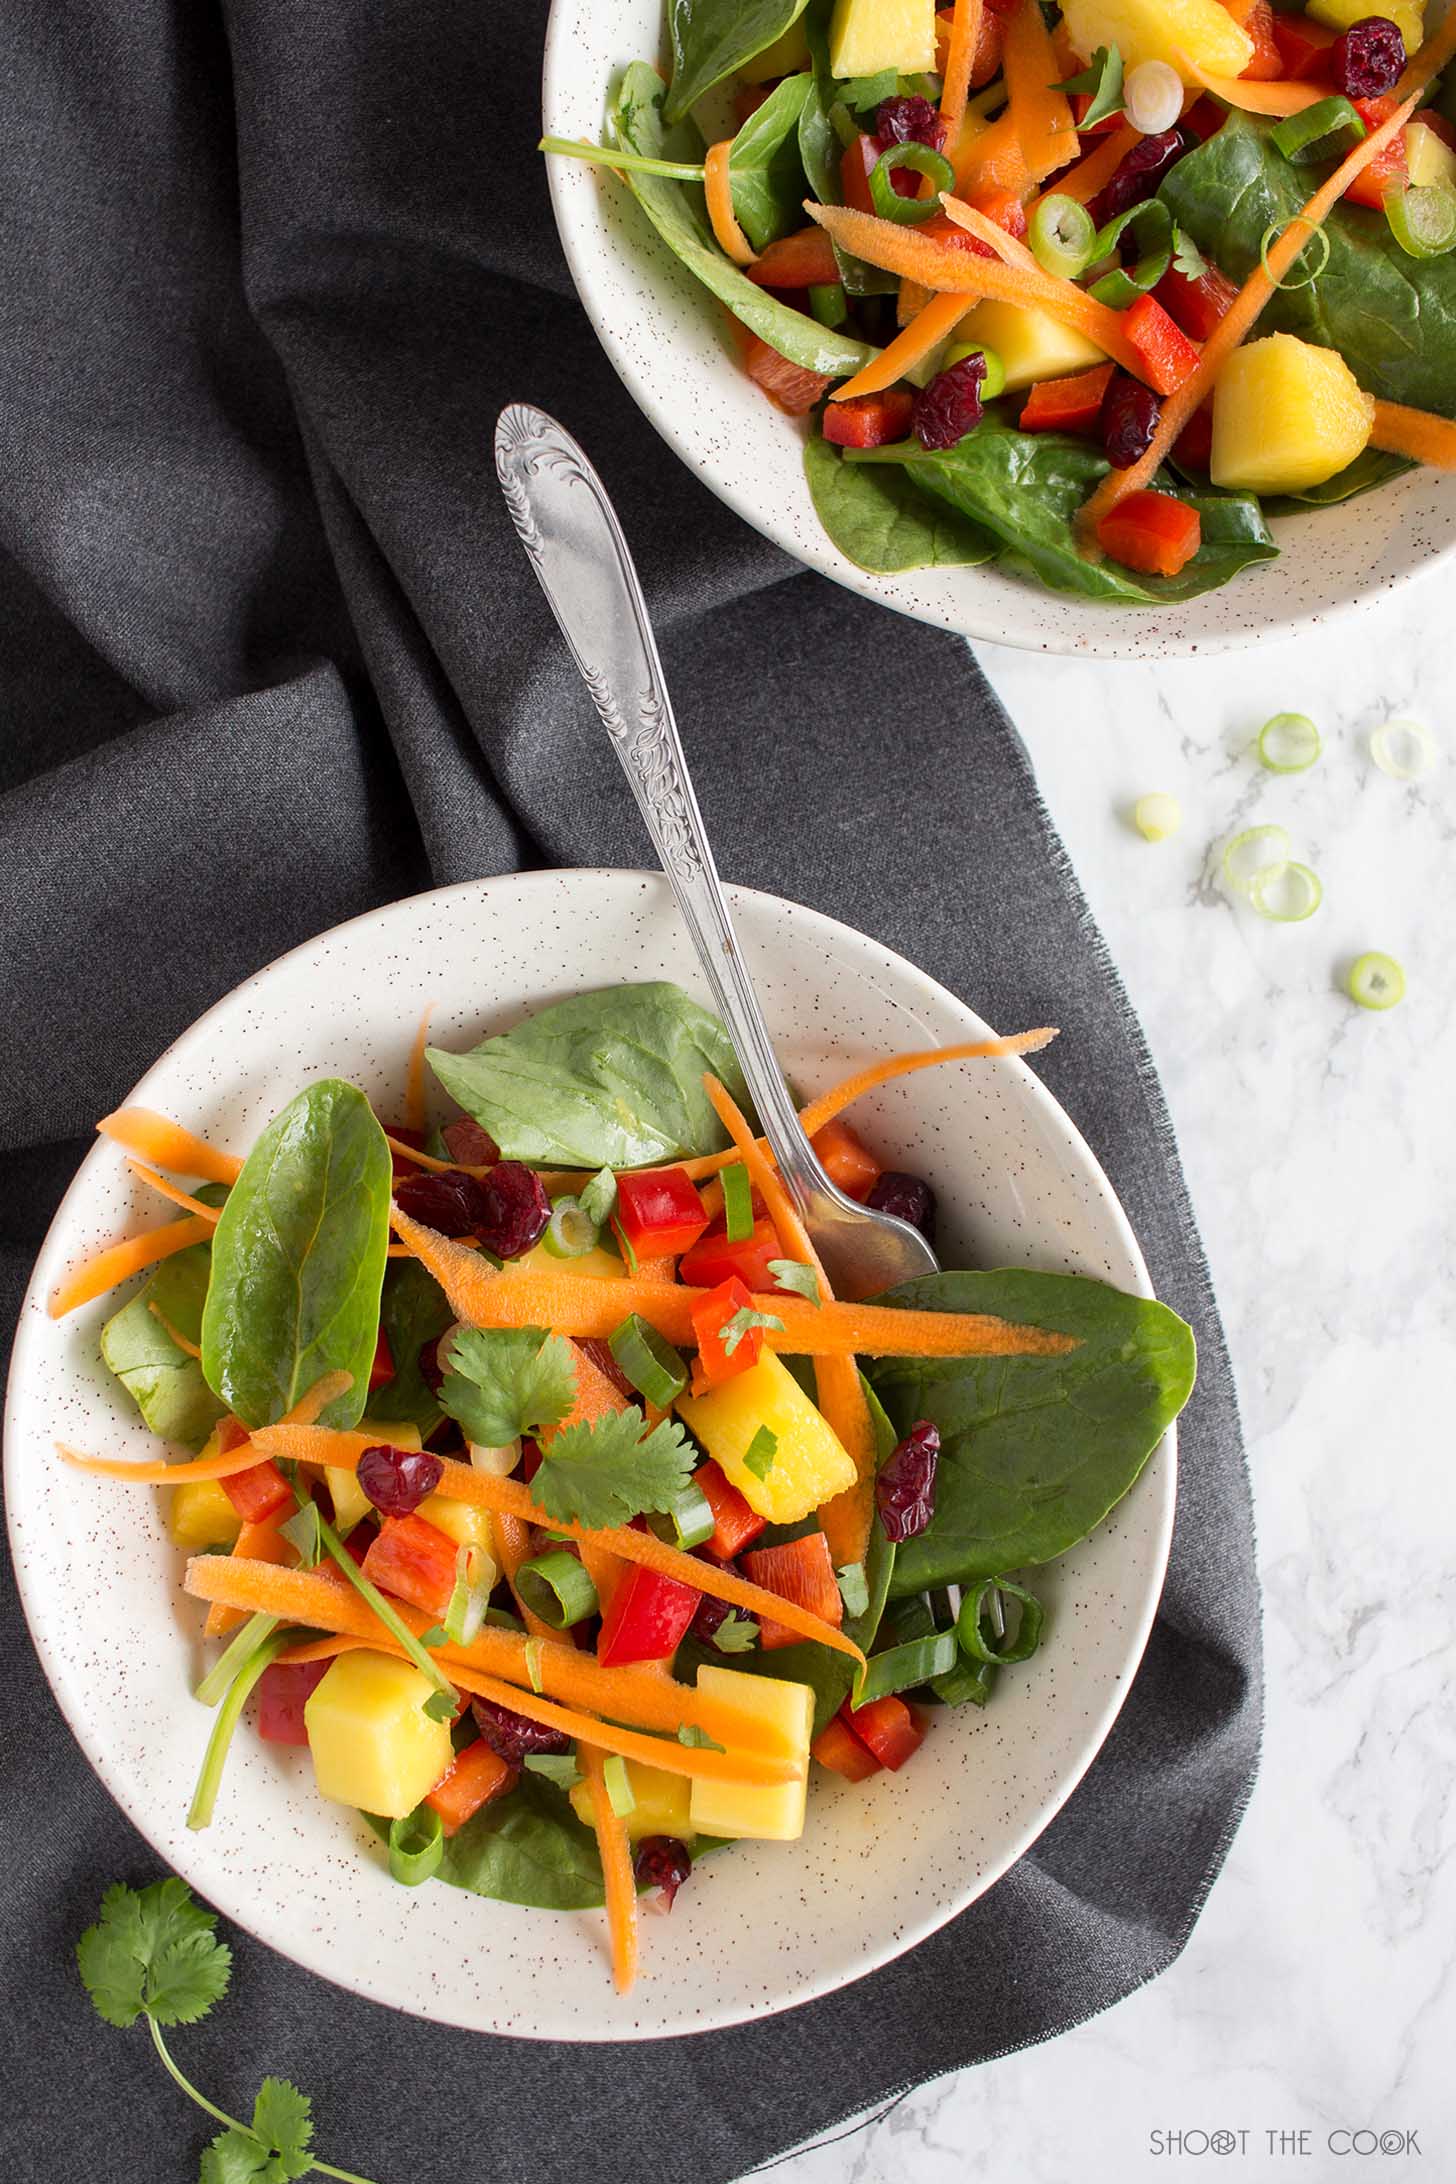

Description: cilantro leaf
[250,2078,314,2181]
[530,1407,695,1529]
[767,1258,821,1305]
[579,1167,617,1229]
[422,1690,457,1723]
[719,1306,784,1357]
[199,2131,281,2184]
[524,1752,583,1790]
[279,1501,322,1568]
[742,1426,777,1481]
[1052,42,1124,129]
[1173,224,1208,281]
[678,1722,726,1751]
[710,1611,759,1654]
[440,1325,578,1447]
[77,1878,232,2030]
[836,1561,870,1619]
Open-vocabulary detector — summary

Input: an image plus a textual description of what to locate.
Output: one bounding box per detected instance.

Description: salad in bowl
[543,0,1456,607]
[46,977,1194,1999]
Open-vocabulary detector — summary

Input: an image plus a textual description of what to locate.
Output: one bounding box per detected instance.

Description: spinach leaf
[666,0,810,124]
[361,1258,452,1434]
[1160,110,1456,417]
[804,436,997,572]
[612,64,875,377]
[800,2,896,296]
[200,1081,392,1431]
[730,74,812,252]
[427,981,752,1169]
[865,1270,1195,1596]
[851,1378,898,1651]
[101,1214,227,1451]
[1267,447,1414,510]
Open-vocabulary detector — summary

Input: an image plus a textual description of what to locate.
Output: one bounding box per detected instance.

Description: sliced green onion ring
[854,1629,960,1705]
[929,1653,997,1707]
[1257,712,1322,774]
[867,141,955,224]
[1347,951,1406,1010]
[1088,197,1173,305]
[1028,192,1097,280]
[443,1543,495,1647]
[646,1482,715,1552]
[1134,791,1182,842]
[542,1195,601,1259]
[1260,218,1330,291]
[1270,95,1367,166]
[516,1548,599,1630]
[603,1754,636,1817]
[943,340,1006,399]
[608,1311,688,1406]
[720,1161,754,1243]
[1222,823,1291,898]
[1369,717,1438,779]
[187,1625,292,1831]
[388,1805,445,1886]
[957,1577,1044,1667]
[1249,859,1323,923]
[1385,182,1456,260]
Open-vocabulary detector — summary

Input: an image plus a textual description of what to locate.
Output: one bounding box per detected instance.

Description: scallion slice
[1369,717,1438,779]
[645,1481,715,1552]
[1087,198,1173,305]
[542,1195,600,1259]
[853,1629,959,1705]
[187,1624,292,1831]
[608,1312,688,1406]
[442,1543,495,1647]
[808,282,848,327]
[957,1577,1044,1667]
[1134,791,1182,842]
[943,339,1006,400]
[1347,950,1406,1010]
[194,1609,279,1708]
[1260,218,1330,291]
[516,1548,598,1630]
[470,1437,521,1476]
[388,1805,445,1886]
[930,1652,997,1707]
[1028,193,1097,280]
[537,134,705,183]
[1221,823,1291,898]
[720,1161,754,1243]
[1270,96,1367,166]
[1257,712,1322,774]
[1385,182,1456,259]
[603,1755,636,1817]
[1249,860,1323,923]
[868,141,954,224]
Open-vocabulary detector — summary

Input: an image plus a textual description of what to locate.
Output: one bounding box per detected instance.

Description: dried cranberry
[866,1171,937,1241]
[875,95,947,151]
[577,1336,636,1403]
[690,1591,733,1644]
[394,1166,488,1236]
[913,354,986,451]
[471,1697,570,1763]
[1101,371,1163,469]
[1329,16,1405,98]
[521,1438,543,1483]
[442,1115,499,1166]
[633,1835,692,1909]
[418,1333,447,1394]
[356,1442,443,1518]
[424,1416,466,1455]
[477,1161,551,1259]
[876,1420,941,1543]
[1089,129,1187,226]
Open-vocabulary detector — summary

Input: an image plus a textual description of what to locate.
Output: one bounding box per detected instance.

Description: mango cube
[1308,0,1423,53]
[304,1650,453,1818]
[415,1490,497,1574]
[1406,119,1456,192]
[515,1236,626,1283]
[1061,0,1253,82]
[688,1666,814,1842]
[952,301,1106,392]
[829,0,936,78]
[677,1351,856,1523]
[1211,333,1373,496]
[167,1477,241,1551]
[570,1759,693,1844]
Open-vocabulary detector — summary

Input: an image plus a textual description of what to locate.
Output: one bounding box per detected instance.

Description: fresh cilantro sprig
[439,1325,578,1447]
[742,1426,777,1482]
[1172,224,1208,281]
[710,1611,759,1654]
[767,1259,821,1305]
[77,1879,375,2184]
[1051,42,1124,129]
[718,1305,784,1358]
[530,1406,695,1530]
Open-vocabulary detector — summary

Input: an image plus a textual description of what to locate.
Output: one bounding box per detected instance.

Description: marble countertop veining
[768,587,1456,2184]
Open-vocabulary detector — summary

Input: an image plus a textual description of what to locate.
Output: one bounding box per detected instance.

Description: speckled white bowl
[6,871,1174,2038]
[541,0,1455,659]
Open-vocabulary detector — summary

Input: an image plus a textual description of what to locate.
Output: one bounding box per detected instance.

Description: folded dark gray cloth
[0,4,1261,2179]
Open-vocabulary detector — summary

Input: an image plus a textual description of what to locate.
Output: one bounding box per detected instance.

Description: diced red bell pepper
[221,1457,293,1525]
[1020,363,1116,435]
[748,224,842,290]
[1096,490,1202,579]
[1153,261,1239,345]
[810,1117,881,1201]
[692,1460,767,1560]
[740,1532,844,1650]
[1231,0,1283,81]
[691,1275,772,1387]
[341,1519,377,1568]
[425,1740,517,1834]
[841,132,881,216]
[368,1327,395,1392]
[360,1511,460,1618]
[968,186,1028,243]
[255,1659,332,1745]
[614,1168,709,1260]
[679,1213,783,1293]
[1173,399,1214,473]
[1272,15,1337,82]
[1122,294,1202,397]
[843,1695,925,1771]
[741,331,835,417]
[575,1335,636,1405]
[1344,98,1407,210]
[1181,96,1228,145]
[822,388,916,449]
[812,1715,883,1781]
[520,1437,542,1483]
[597,1561,701,1666]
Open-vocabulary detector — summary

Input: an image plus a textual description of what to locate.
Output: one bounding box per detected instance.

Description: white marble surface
[770,583,1456,2184]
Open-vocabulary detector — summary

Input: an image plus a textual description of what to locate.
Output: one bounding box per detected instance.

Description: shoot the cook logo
[1148,2127,1422,2159]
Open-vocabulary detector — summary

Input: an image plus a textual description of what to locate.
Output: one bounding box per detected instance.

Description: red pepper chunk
[1020,364,1115,436]
[1096,490,1202,579]
[822,388,915,449]
[1344,98,1407,210]
[425,1740,517,1835]
[740,1533,843,1650]
[360,1511,460,1618]
[597,1562,701,1666]
[812,1715,883,1781]
[220,1457,293,1525]
[1153,261,1239,346]
[368,1326,395,1391]
[691,1275,769,1387]
[692,1459,767,1560]
[741,333,835,417]
[748,224,841,290]
[1272,15,1338,82]
[1121,295,1202,398]
[679,1213,783,1294]
[255,1659,332,1745]
[613,1168,710,1260]
[843,1695,925,1771]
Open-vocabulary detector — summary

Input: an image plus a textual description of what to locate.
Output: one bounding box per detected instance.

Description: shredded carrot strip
[705,140,756,264]
[49,1215,216,1318]
[952,106,1028,196]
[126,1161,221,1222]
[937,192,1041,269]
[204,1509,292,1640]
[797,1030,1057,1138]
[579,1745,639,1993]
[832,290,972,403]
[1369,398,1456,469]
[1043,124,1139,207]
[939,0,985,148]
[55,1369,352,1483]
[1078,89,1423,533]
[147,1301,201,1357]
[1000,0,1076,183]
[702,1076,879,1568]
[96,1108,242,1186]
[405,1001,434,1138]
[492,1510,557,1639]
[1179,62,1323,116]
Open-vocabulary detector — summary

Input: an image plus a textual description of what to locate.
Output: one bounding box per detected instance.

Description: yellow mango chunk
[304,1650,453,1819]
[829,0,936,78]
[514,1236,626,1283]
[416,1490,499,1581]
[688,1667,814,1842]
[1308,0,1423,53]
[570,1758,693,1844]
[739,20,813,81]
[167,1476,241,1552]
[677,1350,856,1523]
[1406,119,1456,191]
[1211,333,1374,496]
[1061,0,1252,82]
[952,301,1106,392]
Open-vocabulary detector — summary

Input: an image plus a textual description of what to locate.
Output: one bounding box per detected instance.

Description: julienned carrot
[204,1508,292,1641]
[938,0,984,149]
[831,291,972,402]
[952,107,1028,197]
[702,1076,879,1569]
[55,1368,352,1484]
[1000,0,1075,184]
[388,1203,1073,1363]
[148,1301,202,1357]
[96,1108,242,1186]
[1179,64,1323,117]
[705,140,756,265]
[1368,399,1456,469]
[1078,90,1423,532]
[937,192,1040,269]
[1043,124,1138,207]
[804,201,1143,377]
[579,1745,639,1993]
[180,1558,799,1777]
[405,1000,434,1138]
[797,1030,1057,1139]
[49,1214,216,1318]
[126,1161,222,1222]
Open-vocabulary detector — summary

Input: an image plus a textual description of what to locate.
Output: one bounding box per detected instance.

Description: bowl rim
[5,868,1177,2038]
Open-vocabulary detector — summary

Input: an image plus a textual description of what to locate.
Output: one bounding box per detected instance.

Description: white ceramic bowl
[541,0,1455,659]
[6,871,1174,2038]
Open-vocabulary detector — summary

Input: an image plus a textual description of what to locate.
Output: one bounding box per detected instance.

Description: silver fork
[494,402,937,1305]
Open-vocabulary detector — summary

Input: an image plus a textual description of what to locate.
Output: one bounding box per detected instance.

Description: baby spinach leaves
[101,1202,227,1450]
[666,0,810,123]
[865,1270,1196,1596]
[729,73,813,251]
[804,437,998,574]
[360,1257,453,1434]
[200,1081,391,1432]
